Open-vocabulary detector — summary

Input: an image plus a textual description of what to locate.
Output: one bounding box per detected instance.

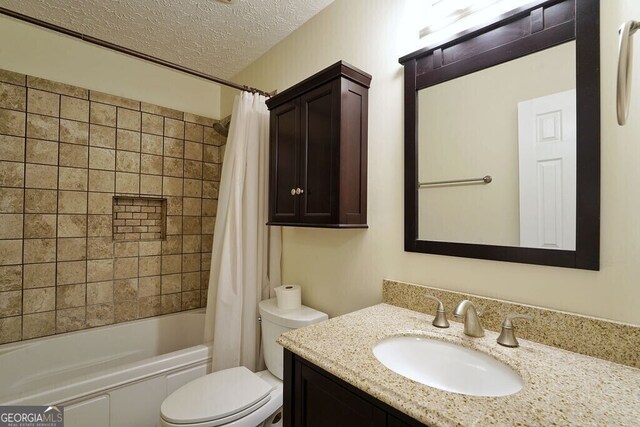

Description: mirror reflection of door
[518,89,576,250]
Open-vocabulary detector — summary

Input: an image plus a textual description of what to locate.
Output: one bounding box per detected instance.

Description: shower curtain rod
[0,7,274,98]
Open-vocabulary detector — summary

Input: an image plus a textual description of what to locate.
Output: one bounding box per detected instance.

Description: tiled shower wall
[0,69,226,344]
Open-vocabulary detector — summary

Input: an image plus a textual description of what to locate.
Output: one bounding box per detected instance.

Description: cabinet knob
[296,188,304,195]
[290,189,296,196]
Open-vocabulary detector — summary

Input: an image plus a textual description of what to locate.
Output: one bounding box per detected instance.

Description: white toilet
[159,298,328,427]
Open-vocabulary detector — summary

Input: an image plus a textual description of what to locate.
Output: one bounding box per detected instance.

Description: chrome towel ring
[617,20,640,126]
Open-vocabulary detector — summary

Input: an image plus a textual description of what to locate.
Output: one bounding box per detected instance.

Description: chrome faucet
[453,300,484,337]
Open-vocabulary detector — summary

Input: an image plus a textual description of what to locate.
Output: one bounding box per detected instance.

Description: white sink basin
[373,336,523,397]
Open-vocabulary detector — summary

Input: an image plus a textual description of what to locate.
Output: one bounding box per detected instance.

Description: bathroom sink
[372,336,523,397]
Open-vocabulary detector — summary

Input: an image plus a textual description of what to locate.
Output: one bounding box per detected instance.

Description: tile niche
[0,68,226,344]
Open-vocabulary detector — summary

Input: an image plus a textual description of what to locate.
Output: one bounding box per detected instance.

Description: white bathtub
[0,309,212,427]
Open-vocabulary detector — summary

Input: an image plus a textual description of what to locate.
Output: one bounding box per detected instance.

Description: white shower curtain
[204,91,281,372]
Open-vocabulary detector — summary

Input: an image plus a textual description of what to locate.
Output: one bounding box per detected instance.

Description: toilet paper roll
[274,284,302,310]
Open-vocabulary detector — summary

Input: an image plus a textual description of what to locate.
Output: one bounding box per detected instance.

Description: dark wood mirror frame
[400,0,600,270]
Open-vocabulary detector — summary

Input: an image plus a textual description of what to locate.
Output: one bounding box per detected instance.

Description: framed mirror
[400,0,600,270]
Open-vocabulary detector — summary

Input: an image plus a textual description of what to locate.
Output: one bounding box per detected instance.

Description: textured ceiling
[0,0,334,79]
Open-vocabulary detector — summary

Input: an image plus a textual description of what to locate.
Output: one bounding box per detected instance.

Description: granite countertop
[277,303,640,427]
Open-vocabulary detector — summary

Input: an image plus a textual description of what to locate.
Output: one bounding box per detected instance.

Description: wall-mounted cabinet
[266,61,371,228]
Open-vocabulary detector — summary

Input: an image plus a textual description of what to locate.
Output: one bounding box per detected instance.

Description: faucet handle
[423,294,449,328]
[497,314,533,347]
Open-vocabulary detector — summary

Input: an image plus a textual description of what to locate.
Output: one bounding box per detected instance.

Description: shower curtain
[204,92,281,372]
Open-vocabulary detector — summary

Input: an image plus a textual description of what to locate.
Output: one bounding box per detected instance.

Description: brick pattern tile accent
[0,68,226,344]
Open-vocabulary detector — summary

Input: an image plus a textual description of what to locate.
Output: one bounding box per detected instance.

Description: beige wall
[0,15,223,119]
[233,0,640,325]
[419,42,575,246]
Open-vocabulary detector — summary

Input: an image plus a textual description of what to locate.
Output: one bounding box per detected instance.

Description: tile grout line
[20,74,27,342]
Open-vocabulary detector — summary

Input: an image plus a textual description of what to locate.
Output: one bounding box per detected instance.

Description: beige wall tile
[25,164,57,189]
[139,276,161,297]
[162,235,182,255]
[0,82,26,111]
[58,167,88,192]
[87,259,113,283]
[140,174,162,195]
[185,122,204,143]
[202,235,214,254]
[26,113,58,141]
[141,102,182,120]
[184,113,214,127]
[26,139,58,165]
[24,214,57,238]
[139,296,161,318]
[162,177,183,197]
[87,215,112,237]
[0,161,24,188]
[139,256,161,277]
[60,119,89,145]
[0,188,23,213]
[56,307,85,333]
[141,134,163,155]
[161,274,181,294]
[90,91,139,110]
[88,169,115,193]
[0,70,25,86]
[60,96,89,122]
[87,281,113,305]
[0,290,22,317]
[184,179,202,198]
[166,216,183,236]
[89,147,115,170]
[90,124,116,149]
[182,291,200,310]
[183,235,202,254]
[27,76,87,99]
[115,301,138,323]
[86,303,114,327]
[183,198,201,217]
[141,113,163,135]
[57,215,87,238]
[27,89,59,117]
[0,135,25,162]
[182,253,201,273]
[88,192,112,215]
[203,181,219,199]
[116,151,140,173]
[202,217,215,235]
[23,262,56,288]
[0,109,26,137]
[114,257,138,279]
[90,102,116,126]
[87,237,114,260]
[0,316,22,344]
[117,129,141,152]
[166,197,182,215]
[203,163,220,181]
[183,217,201,234]
[117,108,141,131]
[164,137,184,158]
[114,278,138,302]
[116,172,139,194]
[140,154,163,175]
[203,145,220,163]
[22,311,55,340]
[139,241,161,257]
[0,214,22,239]
[184,160,203,179]
[162,255,181,275]
[182,272,200,291]
[59,143,88,168]
[57,237,87,262]
[23,287,55,314]
[184,142,203,161]
[23,240,56,264]
[58,191,88,214]
[161,294,181,314]
[57,262,87,287]
[164,118,184,139]
[163,157,183,177]
[0,265,22,292]
[114,241,139,258]
[202,199,218,217]
[24,189,54,214]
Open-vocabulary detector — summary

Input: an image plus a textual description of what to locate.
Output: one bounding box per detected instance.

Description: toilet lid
[161,366,274,425]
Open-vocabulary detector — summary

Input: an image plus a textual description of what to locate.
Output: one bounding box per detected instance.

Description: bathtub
[0,309,212,427]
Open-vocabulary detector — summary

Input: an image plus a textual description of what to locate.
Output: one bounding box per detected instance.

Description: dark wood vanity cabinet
[284,350,427,427]
[266,61,371,228]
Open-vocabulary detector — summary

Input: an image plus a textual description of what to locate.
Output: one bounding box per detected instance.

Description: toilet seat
[160,367,275,426]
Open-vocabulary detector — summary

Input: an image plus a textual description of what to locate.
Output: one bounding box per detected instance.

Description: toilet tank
[258,298,328,380]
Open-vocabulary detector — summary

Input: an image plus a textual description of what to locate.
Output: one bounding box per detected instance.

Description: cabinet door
[298,81,340,225]
[269,100,300,223]
[295,363,386,427]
